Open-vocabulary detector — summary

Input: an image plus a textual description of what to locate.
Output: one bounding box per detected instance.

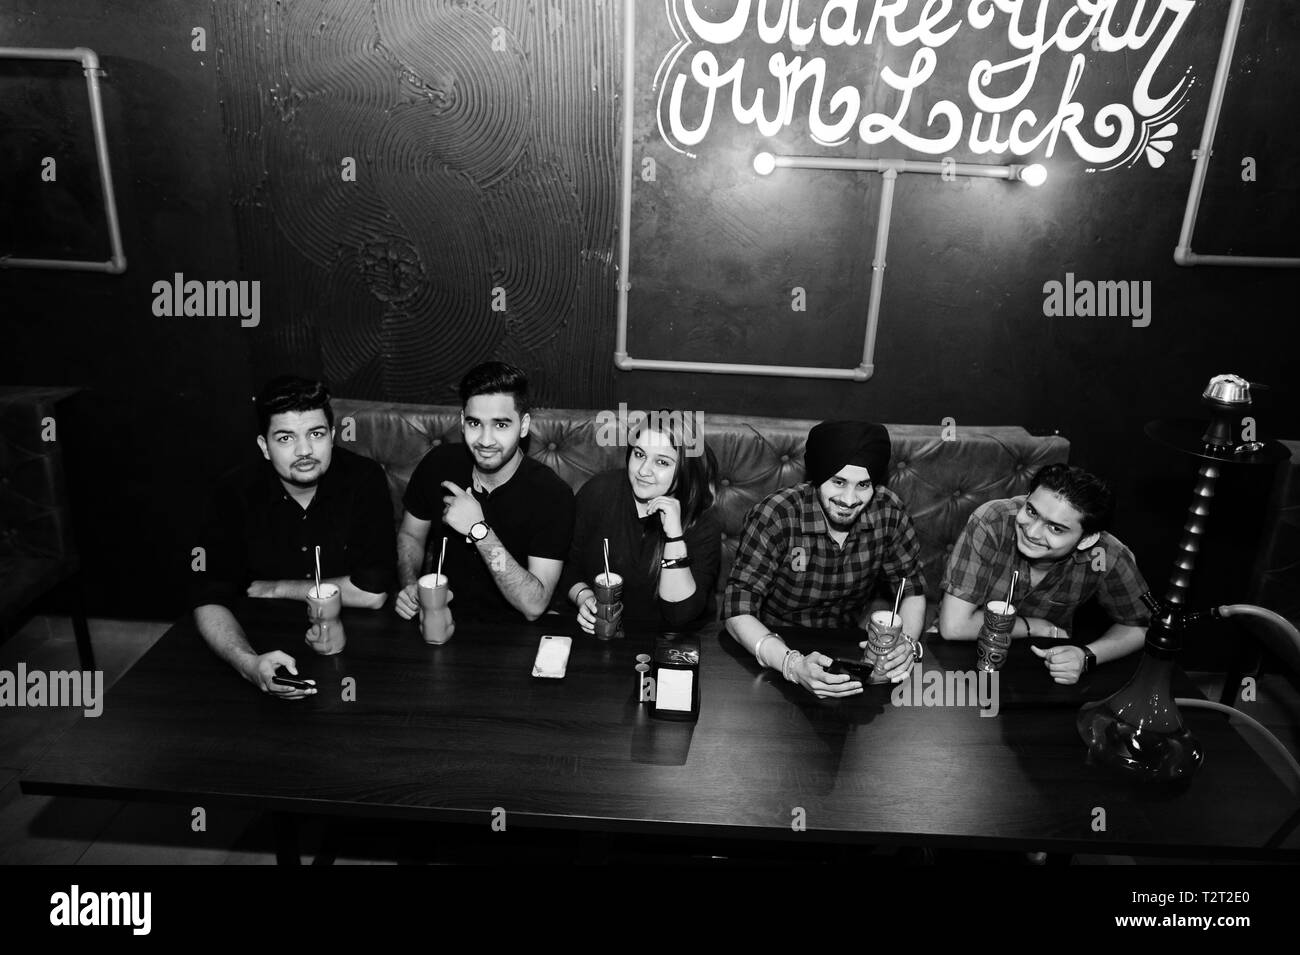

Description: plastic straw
[891,576,906,622]
[603,538,611,582]
[1003,570,1019,609]
[314,545,322,597]
[436,536,447,579]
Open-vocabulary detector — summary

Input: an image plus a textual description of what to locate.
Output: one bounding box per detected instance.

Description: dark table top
[21,600,1300,857]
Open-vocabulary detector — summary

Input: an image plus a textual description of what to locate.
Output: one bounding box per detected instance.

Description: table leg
[272,812,301,865]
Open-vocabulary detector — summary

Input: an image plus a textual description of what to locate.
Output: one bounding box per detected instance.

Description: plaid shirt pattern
[941,496,1150,629]
[723,483,926,629]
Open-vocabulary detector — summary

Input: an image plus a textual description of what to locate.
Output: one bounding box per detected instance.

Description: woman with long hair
[562,411,721,633]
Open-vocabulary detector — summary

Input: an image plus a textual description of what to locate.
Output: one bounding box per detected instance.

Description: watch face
[470,522,488,541]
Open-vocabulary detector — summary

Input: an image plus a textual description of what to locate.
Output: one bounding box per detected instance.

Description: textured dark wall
[0,0,1296,618]
[212,0,621,408]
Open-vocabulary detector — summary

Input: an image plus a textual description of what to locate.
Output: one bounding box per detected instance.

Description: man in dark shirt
[193,376,397,698]
[723,421,927,699]
[394,362,575,624]
[938,463,1149,684]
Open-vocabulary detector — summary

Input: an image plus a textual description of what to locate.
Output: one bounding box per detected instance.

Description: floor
[1,616,1296,865]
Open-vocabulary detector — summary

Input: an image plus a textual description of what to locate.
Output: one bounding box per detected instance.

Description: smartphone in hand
[272,665,316,690]
[825,658,874,681]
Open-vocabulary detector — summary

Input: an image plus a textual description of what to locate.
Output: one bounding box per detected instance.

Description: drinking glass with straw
[593,536,623,639]
[306,544,346,653]
[417,536,454,644]
[977,569,1018,671]
[863,576,907,680]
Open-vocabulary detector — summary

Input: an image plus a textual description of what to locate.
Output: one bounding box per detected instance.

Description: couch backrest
[332,399,1070,607]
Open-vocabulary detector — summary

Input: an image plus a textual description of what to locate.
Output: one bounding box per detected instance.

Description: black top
[403,443,576,622]
[191,446,398,610]
[560,469,722,630]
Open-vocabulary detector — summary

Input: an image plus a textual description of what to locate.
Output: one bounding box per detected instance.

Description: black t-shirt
[403,443,575,621]
[191,446,398,610]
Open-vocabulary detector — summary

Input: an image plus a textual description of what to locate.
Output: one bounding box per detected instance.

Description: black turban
[804,421,891,488]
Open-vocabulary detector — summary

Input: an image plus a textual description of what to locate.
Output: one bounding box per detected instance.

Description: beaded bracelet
[782,650,803,683]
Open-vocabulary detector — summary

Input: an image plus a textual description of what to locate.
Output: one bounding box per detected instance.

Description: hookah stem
[1166,462,1221,607]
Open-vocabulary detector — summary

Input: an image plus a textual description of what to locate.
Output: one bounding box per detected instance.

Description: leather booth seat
[331,399,1070,615]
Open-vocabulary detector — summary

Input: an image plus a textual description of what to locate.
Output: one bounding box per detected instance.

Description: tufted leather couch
[331,399,1070,615]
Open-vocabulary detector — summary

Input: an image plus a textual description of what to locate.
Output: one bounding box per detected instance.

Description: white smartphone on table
[532,635,572,678]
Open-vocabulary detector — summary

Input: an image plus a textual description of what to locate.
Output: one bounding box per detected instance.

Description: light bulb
[753,152,776,176]
[1018,163,1047,187]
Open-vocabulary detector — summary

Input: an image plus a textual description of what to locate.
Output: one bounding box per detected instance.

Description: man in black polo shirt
[193,377,397,698]
[395,362,575,624]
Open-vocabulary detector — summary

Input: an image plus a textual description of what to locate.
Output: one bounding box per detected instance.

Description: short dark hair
[1029,463,1115,534]
[255,376,334,435]
[458,361,530,416]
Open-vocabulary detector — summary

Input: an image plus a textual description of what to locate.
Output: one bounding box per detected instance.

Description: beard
[821,500,863,530]
[282,460,324,487]
[474,445,517,474]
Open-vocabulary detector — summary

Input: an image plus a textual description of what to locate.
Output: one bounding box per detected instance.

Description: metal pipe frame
[0,46,127,274]
[614,0,1030,381]
[1174,0,1299,268]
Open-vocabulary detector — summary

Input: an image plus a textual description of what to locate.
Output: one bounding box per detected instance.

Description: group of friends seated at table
[193,363,1151,700]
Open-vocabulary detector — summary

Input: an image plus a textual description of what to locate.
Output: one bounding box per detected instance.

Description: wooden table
[21,599,1300,862]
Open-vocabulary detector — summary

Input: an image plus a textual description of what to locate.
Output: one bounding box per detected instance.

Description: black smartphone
[272,666,315,690]
[826,658,875,681]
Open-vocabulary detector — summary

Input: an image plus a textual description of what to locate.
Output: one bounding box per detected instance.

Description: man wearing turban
[722,421,927,698]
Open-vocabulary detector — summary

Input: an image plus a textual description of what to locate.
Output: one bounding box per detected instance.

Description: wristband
[663,534,685,543]
[754,635,775,668]
[1081,645,1097,674]
[660,555,693,569]
[576,586,594,606]
[1017,614,1030,637]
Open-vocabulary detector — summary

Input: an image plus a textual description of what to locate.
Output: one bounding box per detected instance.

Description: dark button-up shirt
[191,446,397,610]
[941,496,1150,629]
[723,482,926,629]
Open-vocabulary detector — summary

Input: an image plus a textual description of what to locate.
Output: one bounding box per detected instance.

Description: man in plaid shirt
[938,463,1150,685]
[724,421,927,699]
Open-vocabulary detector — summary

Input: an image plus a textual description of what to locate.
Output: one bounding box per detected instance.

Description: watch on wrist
[468,521,490,542]
[1081,645,1097,674]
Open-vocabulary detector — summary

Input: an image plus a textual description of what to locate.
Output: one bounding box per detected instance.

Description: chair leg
[69,574,95,671]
